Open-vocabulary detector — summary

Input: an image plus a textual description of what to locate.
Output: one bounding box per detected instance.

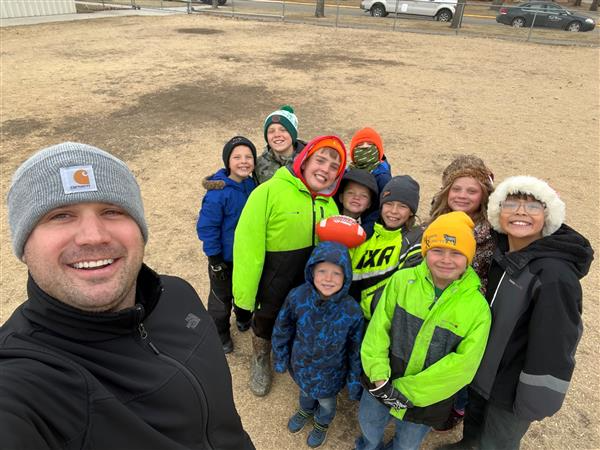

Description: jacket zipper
[489,271,507,308]
[137,323,214,450]
[311,197,316,246]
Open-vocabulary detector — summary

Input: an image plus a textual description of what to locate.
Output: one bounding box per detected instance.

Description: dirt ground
[1,13,598,450]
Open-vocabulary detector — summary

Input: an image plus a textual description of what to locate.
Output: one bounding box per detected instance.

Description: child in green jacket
[356,211,491,450]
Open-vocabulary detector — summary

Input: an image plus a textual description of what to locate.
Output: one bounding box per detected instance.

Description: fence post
[232,0,235,18]
[187,0,192,13]
[282,0,286,22]
[392,0,399,31]
[335,0,340,28]
[527,10,538,41]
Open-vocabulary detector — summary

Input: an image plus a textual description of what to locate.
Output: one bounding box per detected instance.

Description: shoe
[222,338,233,354]
[287,409,313,433]
[307,422,328,448]
[433,408,464,432]
[236,319,251,332]
[249,335,272,396]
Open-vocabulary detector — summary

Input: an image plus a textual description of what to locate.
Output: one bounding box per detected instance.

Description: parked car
[360,0,458,22]
[496,1,596,32]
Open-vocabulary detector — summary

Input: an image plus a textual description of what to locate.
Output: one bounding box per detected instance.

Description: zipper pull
[138,323,148,339]
[138,323,160,354]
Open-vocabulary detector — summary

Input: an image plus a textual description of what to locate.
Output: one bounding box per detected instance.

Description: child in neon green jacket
[356,211,491,450]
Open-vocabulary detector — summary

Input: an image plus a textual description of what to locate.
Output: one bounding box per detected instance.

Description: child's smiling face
[313,261,344,298]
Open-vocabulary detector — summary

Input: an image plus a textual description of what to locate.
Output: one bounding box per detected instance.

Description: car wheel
[370,4,387,17]
[566,21,581,32]
[511,17,526,28]
[436,9,453,22]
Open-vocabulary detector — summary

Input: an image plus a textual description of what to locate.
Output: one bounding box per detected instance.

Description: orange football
[316,215,366,249]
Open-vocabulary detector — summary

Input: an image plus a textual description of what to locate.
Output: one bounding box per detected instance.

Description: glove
[369,379,413,410]
[209,261,230,282]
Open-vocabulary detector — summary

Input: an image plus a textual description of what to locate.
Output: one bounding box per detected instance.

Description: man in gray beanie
[1,142,255,449]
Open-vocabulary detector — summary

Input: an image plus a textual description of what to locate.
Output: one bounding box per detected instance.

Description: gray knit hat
[7,142,148,259]
[379,175,420,214]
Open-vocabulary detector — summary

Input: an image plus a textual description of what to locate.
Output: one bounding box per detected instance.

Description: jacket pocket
[424,325,462,369]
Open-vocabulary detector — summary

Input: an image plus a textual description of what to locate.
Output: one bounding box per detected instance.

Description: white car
[360,0,457,22]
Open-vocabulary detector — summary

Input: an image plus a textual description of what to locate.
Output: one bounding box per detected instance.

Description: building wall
[1,0,76,19]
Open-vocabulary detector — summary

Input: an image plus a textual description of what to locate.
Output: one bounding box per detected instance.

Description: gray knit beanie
[379,175,420,214]
[7,142,148,259]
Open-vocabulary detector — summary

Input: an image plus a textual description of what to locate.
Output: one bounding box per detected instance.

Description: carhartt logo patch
[60,165,97,194]
[185,313,201,329]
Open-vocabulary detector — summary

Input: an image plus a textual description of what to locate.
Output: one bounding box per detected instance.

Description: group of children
[196,105,594,450]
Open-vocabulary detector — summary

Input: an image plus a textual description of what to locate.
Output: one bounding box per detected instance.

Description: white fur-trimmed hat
[487,175,565,237]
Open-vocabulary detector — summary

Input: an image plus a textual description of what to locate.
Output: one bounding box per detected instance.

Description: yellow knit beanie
[421,211,476,264]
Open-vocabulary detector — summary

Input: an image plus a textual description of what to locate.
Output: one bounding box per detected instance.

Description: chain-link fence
[76,0,600,46]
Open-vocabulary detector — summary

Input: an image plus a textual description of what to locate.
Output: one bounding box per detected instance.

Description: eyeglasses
[500,200,545,215]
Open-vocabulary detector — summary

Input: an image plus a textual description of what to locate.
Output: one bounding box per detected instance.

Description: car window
[524,3,544,10]
[545,4,563,11]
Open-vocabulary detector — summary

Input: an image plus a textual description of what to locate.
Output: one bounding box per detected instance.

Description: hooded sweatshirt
[272,242,364,400]
[196,168,256,263]
[233,137,344,319]
[471,224,594,422]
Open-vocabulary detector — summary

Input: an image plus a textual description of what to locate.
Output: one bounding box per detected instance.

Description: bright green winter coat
[232,166,339,313]
[361,260,491,425]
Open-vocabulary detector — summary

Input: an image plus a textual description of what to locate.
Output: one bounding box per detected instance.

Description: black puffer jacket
[0,265,254,450]
[471,224,594,421]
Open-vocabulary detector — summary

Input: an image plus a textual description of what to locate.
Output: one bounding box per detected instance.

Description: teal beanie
[263,105,298,145]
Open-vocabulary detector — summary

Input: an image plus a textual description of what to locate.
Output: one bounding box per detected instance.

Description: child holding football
[272,241,364,448]
[233,135,346,397]
[349,175,423,319]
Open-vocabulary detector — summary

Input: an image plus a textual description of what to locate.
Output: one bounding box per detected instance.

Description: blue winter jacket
[196,168,256,263]
[373,159,392,193]
[272,242,365,400]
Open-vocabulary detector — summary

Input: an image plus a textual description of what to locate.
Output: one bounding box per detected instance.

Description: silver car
[360,0,457,22]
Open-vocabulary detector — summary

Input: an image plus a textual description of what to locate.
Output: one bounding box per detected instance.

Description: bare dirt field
[1,12,598,450]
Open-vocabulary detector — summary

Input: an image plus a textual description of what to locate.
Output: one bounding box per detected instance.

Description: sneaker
[287,409,313,434]
[236,319,251,332]
[307,422,328,448]
[433,408,465,432]
[222,338,233,354]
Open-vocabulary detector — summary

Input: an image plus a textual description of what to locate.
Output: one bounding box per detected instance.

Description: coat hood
[292,135,346,197]
[499,224,593,279]
[305,241,353,301]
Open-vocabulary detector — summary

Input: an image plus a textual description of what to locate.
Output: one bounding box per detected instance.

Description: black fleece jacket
[471,224,594,422]
[0,265,254,450]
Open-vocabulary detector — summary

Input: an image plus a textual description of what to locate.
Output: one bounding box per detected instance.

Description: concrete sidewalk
[0,3,187,28]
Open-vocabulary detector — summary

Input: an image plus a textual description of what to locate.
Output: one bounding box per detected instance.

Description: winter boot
[249,335,272,396]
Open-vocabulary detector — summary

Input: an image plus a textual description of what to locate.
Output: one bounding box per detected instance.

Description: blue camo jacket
[196,168,256,262]
[272,242,365,400]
